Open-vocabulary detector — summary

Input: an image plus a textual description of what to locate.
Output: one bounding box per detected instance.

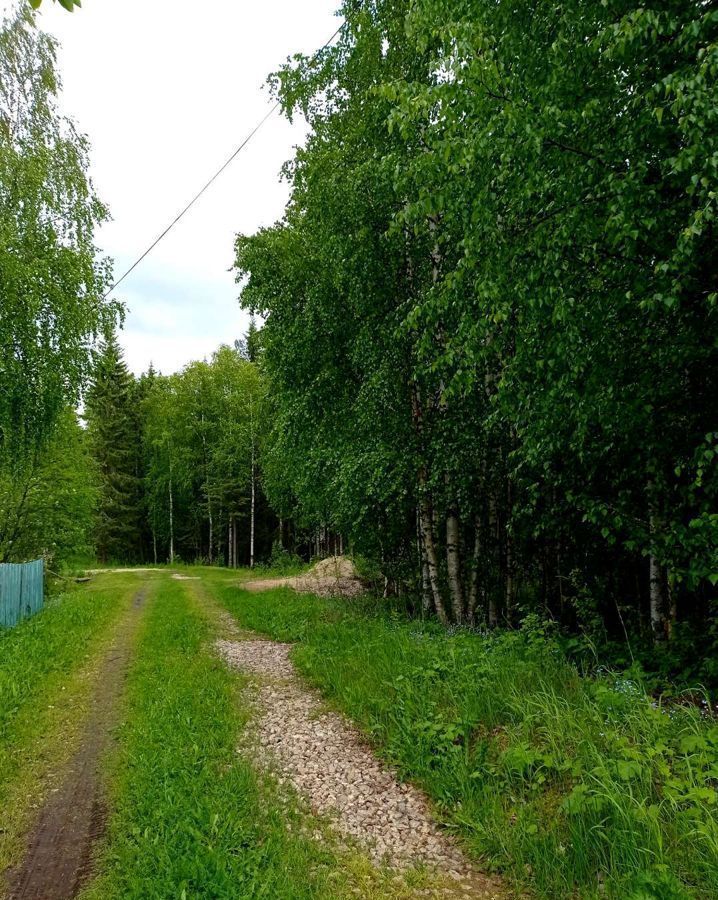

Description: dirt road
[5,588,148,900]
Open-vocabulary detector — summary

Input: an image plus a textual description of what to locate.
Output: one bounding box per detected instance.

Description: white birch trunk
[168,475,175,564]
[467,515,481,625]
[250,447,255,569]
[446,492,464,624]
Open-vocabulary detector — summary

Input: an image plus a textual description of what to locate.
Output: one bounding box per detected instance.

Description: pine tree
[85,333,142,562]
[235,316,261,363]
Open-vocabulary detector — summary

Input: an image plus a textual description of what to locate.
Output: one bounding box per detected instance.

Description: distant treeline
[235,0,718,682]
[84,331,276,568]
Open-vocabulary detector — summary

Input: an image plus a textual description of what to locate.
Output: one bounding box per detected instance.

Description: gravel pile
[217,639,504,897]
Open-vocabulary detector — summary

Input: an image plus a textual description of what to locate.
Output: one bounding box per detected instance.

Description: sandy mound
[243,555,366,599]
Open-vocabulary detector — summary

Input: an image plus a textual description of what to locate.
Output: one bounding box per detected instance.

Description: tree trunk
[278,517,284,550]
[419,494,448,625]
[649,486,668,642]
[250,447,255,569]
[410,380,448,624]
[467,514,481,625]
[168,474,175,564]
[504,480,514,625]
[152,528,157,566]
[488,489,499,627]
[208,506,213,565]
[200,414,213,565]
[649,553,667,641]
[417,507,432,616]
[446,493,464,623]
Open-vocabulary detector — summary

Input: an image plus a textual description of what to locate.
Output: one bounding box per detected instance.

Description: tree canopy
[237,0,718,673]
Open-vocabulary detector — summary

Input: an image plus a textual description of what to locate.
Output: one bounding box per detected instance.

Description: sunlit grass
[0,573,142,874]
[207,576,718,899]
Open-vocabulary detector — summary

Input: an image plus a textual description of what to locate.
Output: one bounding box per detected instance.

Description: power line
[104,20,344,299]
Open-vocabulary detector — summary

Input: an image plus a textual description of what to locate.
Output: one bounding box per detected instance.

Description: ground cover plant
[0,573,140,872]
[208,577,718,899]
[83,575,347,899]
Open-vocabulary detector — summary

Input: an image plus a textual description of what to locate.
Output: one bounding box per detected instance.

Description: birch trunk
[504,480,514,625]
[467,515,481,625]
[417,507,432,616]
[488,490,499,627]
[168,475,175,564]
[419,495,448,625]
[648,486,668,641]
[410,380,448,624]
[249,447,255,569]
[200,413,213,564]
[446,494,464,623]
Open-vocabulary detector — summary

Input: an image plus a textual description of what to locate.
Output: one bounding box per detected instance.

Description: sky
[2,0,339,374]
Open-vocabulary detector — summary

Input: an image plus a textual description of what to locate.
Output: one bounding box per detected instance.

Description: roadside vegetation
[208,577,718,899]
[0,574,141,873]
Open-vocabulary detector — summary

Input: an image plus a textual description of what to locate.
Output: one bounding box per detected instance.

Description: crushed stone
[217,638,504,897]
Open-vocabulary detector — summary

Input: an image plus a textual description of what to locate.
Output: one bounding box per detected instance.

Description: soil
[242,555,367,599]
[4,588,148,900]
[217,637,506,898]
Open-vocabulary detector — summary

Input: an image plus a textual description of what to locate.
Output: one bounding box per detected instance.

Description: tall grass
[208,577,718,899]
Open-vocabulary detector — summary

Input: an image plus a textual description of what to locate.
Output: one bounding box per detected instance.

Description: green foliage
[85,334,143,563]
[236,0,718,652]
[0,409,97,565]
[27,0,81,10]
[212,580,718,899]
[140,344,269,565]
[0,5,115,467]
[85,578,342,899]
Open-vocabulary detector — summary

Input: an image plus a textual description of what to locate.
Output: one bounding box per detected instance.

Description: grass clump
[209,578,718,899]
[84,575,343,899]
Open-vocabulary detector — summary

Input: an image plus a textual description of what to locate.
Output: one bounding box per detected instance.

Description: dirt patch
[5,588,149,900]
[217,638,505,898]
[84,567,161,575]
[243,556,367,599]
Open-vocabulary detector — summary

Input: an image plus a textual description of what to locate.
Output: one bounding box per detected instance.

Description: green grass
[83,575,347,899]
[0,573,141,872]
[205,576,718,900]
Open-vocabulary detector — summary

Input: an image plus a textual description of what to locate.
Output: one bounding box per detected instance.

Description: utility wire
[104,20,344,299]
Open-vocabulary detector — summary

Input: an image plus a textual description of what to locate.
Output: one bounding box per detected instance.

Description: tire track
[5,586,149,900]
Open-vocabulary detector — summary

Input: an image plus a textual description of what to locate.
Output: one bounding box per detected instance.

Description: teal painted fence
[0,559,44,628]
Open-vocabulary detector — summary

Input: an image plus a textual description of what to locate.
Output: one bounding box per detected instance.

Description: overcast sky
[3,0,339,374]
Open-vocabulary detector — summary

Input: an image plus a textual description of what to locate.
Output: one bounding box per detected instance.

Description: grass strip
[206,573,718,900]
[0,573,142,876]
[84,574,344,899]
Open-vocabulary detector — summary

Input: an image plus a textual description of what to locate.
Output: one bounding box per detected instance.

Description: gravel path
[217,638,505,898]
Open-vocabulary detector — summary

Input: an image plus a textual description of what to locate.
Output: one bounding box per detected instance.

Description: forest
[2,2,718,897]
[238,0,718,687]
[2,0,718,681]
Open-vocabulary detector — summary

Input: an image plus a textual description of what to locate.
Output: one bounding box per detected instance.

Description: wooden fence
[0,559,44,628]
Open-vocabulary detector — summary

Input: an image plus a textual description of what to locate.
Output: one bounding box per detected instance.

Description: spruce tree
[85,333,142,562]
